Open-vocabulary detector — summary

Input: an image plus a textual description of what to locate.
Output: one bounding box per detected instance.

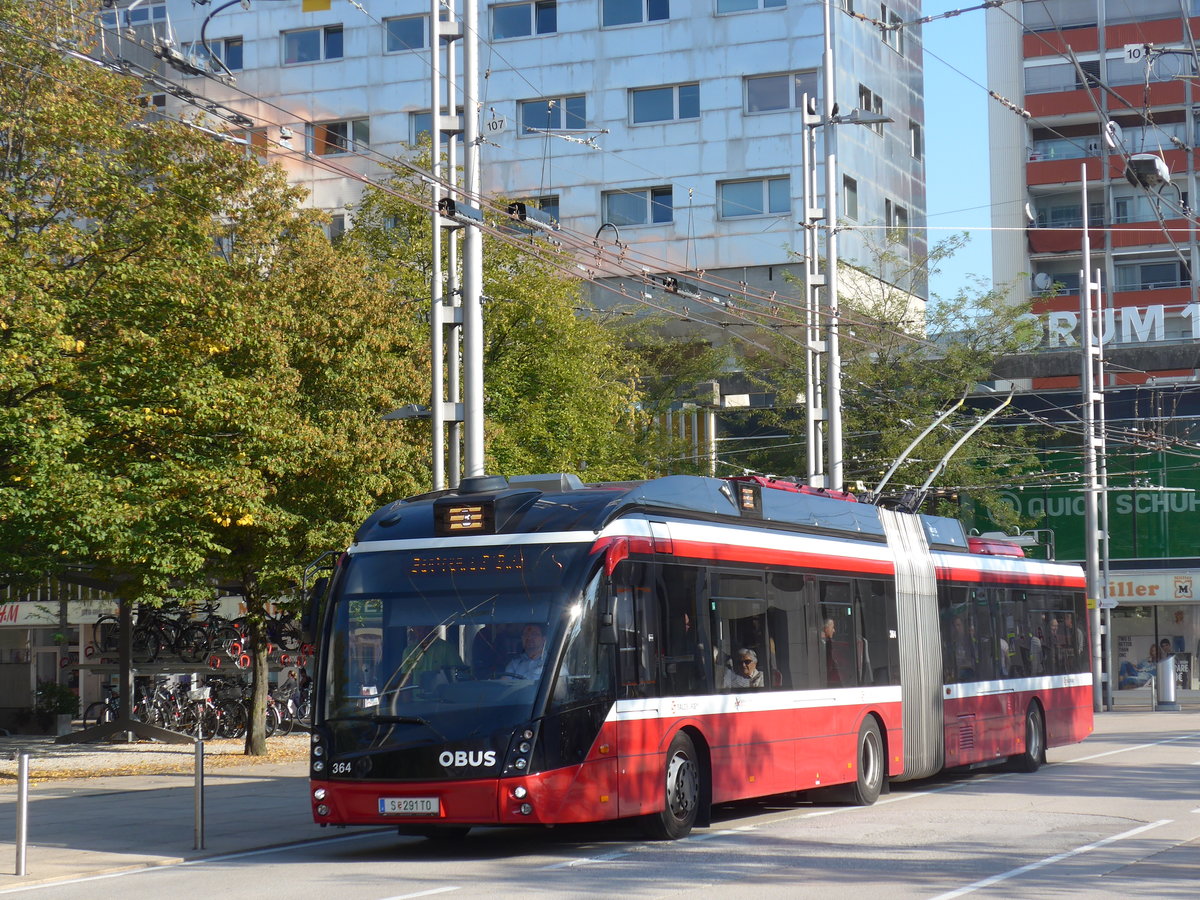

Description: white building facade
[97,0,927,300]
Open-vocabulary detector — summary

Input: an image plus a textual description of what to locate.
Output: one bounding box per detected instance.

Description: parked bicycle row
[80,672,311,740]
[84,600,310,670]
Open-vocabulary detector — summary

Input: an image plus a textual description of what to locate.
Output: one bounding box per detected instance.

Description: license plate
[379,797,439,816]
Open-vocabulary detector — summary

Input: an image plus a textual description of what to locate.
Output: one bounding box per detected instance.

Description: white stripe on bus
[609,685,904,722]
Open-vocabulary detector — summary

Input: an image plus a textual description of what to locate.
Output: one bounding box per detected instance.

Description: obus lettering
[439,750,497,768]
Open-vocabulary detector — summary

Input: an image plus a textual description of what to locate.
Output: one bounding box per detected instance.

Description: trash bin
[1156,654,1179,709]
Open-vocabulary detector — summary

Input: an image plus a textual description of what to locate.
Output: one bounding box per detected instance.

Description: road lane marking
[1068,732,1199,764]
[927,819,1173,900]
[540,850,630,869]
[375,889,460,900]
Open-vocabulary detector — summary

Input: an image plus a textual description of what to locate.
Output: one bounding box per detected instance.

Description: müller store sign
[1026,303,1200,348]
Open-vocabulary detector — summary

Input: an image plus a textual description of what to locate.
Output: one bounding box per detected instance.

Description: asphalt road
[3,713,1198,899]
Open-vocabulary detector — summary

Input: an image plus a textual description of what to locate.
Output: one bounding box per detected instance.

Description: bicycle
[80,686,119,728]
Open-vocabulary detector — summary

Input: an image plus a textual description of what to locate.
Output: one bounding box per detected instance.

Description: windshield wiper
[367,714,430,726]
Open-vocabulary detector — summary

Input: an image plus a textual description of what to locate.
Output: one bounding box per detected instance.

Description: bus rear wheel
[847,717,884,805]
[643,731,701,840]
[1009,704,1044,773]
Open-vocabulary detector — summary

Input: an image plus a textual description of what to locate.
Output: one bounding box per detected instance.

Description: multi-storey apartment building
[989,0,1200,382]
[96,0,927,304]
[987,1,1200,689]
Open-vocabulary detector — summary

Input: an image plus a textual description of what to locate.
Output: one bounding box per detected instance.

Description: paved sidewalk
[0,735,329,888]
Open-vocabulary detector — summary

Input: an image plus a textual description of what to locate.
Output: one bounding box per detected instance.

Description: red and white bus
[307,473,1091,840]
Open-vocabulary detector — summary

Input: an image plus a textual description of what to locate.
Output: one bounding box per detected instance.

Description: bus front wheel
[643,730,701,840]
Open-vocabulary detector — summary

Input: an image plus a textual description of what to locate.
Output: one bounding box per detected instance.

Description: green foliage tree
[1,2,424,753]
[345,159,652,482]
[738,234,1041,527]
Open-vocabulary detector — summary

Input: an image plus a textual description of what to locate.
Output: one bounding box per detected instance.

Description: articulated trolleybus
[307,473,1092,839]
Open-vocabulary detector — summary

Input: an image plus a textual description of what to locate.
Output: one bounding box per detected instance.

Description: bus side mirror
[301,575,329,643]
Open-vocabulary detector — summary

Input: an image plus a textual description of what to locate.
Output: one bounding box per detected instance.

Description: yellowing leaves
[56,337,85,353]
[211,513,255,527]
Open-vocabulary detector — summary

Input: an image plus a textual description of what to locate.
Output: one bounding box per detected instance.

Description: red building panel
[1027,155,1103,185]
[1024,28,1098,58]
[1110,220,1192,249]
[1027,227,1100,254]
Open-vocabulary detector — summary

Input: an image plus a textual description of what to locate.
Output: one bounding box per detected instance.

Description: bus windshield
[321,542,591,749]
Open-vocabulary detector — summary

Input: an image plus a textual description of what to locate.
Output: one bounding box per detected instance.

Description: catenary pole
[461,0,485,476]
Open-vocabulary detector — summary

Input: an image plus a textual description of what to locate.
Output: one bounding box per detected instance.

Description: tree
[734,233,1041,527]
[1,2,426,754]
[345,158,653,482]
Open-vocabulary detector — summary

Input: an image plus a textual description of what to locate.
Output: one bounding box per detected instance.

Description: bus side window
[854,578,894,685]
[614,563,658,699]
[768,571,804,689]
[819,581,856,688]
[658,564,708,696]
[710,570,768,691]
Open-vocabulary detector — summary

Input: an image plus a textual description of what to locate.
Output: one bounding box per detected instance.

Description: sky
[923,2,995,300]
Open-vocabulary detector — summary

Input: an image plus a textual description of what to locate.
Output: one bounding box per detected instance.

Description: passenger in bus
[950,615,977,681]
[505,623,549,680]
[821,619,841,686]
[399,625,464,685]
[722,648,764,689]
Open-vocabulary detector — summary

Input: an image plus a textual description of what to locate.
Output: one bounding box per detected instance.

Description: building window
[231,128,270,160]
[745,71,819,113]
[385,16,426,51]
[718,177,789,218]
[520,95,587,133]
[1075,60,1102,91]
[1115,259,1190,291]
[101,1,167,29]
[308,119,369,156]
[881,5,903,53]
[283,25,343,64]
[885,198,909,247]
[493,1,557,38]
[325,213,347,243]
[843,175,858,220]
[909,120,923,159]
[857,84,884,133]
[411,108,463,145]
[717,0,786,11]
[602,0,669,27]
[603,186,673,226]
[184,37,244,72]
[631,83,699,124]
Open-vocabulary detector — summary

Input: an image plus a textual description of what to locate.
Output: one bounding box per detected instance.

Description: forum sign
[1027,304,1199,348]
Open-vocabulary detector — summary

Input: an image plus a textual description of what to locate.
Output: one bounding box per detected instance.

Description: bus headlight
[313,788,326,801]
[513,786,527,799]
[313,760,325,773]
[316,804,330,816]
